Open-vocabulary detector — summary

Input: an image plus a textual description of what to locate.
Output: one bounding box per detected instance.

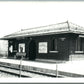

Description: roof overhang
[1,31,70,40]
[1,21,84,40]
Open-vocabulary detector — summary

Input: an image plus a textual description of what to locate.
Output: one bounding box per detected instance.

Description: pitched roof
[1,21,84,39]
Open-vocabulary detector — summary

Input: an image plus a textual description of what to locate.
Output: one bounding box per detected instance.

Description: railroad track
[0,65,56,78]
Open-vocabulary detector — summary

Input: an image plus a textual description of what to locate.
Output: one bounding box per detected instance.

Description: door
[57,37,69,60]
[29,40,36,60]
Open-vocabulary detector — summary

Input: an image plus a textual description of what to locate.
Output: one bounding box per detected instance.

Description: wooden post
[56,64,58,77]
[19,56,23,78]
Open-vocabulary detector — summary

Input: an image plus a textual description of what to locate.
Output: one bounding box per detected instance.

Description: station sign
[16,52,26,56]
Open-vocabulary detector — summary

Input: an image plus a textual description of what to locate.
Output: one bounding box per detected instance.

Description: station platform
[0,58,84,77]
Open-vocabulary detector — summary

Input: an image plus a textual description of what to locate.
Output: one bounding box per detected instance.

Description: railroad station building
[1,21,84,61]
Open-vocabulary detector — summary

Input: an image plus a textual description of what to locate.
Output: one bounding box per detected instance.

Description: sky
[0,1,84,38]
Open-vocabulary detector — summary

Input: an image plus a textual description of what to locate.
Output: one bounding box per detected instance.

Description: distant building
[0,40,8,57]
[1,21,84,61]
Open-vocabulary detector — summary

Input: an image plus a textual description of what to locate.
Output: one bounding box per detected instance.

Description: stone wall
[69,54,84,61]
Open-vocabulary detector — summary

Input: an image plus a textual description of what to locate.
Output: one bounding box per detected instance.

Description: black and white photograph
[0,0,84,82]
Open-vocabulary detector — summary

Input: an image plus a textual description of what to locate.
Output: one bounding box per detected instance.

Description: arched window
[51,39,57,51]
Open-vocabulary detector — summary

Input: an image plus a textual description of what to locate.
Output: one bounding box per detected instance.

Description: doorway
[57,38,69,60]
[29,40,36,60]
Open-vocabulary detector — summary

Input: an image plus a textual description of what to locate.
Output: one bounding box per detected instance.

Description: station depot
[1,21,84,61]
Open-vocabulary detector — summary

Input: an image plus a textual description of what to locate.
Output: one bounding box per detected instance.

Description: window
[19,43,25,53]
[38,42,48,53]
[76,37,81,51]
[51,39,57,51]
[75,37,84,53]
[9,45,13,53]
